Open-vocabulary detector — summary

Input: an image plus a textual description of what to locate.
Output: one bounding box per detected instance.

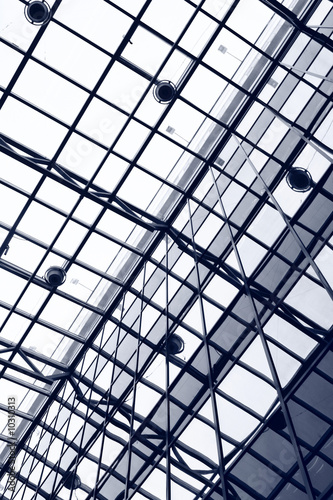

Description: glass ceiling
[0,0,332,499]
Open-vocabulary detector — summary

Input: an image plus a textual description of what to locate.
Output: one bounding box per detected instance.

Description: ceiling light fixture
[25,1,51,25]
[44,266,67,287]
[286,167,313,192]
[166,334,185,355]
[62,472,81,490]
[153,80,176,104]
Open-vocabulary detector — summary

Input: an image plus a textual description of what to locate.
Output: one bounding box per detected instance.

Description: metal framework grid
[0,0,332,499]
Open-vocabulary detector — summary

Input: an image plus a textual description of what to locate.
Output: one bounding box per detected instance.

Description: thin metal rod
[232,134,333,301]
[209,165,316,499]
[92,294,126,500]
[165,235,171,500]
[264,105,333,163]
[65,326,109,500]
[282,63,333,82]
[187,199,230,500]
[307,25,333,29]
[124,263,147,500]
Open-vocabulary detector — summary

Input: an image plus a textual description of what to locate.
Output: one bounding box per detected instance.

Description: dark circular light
[63,472,81,490]
[286,167,313,192]
[153,81,176,103]
[25,1,50,25]
[44,266,66,287]
[267,410,287,432]
[167,334,184,355]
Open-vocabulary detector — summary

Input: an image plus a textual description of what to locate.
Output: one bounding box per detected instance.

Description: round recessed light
[25,1,51,25]
[63,472,81,490]
[167,334,184,355]
[153,81,176,103]
[44,266,66,287]
[286,167,313,192]
[267,409,287,432]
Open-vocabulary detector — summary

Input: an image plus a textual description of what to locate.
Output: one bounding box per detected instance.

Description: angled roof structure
[0,0,333,499]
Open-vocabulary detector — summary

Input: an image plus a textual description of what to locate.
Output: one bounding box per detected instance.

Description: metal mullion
[15,403,54,500]
[92,294,126,500]
[52,17,154,84]
[49,380,86,496]
[6,426,35,497]
[252,284,330,337]
[134,163,185,196]
[0,215,140,292]
[264,102,333,160]
[269,426,333,498]
[1,175,150,261]
[178,92,285,168]
[213,348,278,388]
[315,365,333,385]
[122,287,260,384]
[248,446,314,491]
[261,334,310,365]
[31,384,73,498]
[228,333,333,478]
[191,168,268,210]
[0,353,52,386]
[124,262,147,499]
[48,0,157,181]
[0,36,92,95]
[50,328,108,500]
[154,461,208,497]
[291,395,333,426]
[0,136,163,234]
[104,337,251,500]
[149,252,243,301]
[50,0,236,214]
[209,166,317,499]
[303,426,333,467]
[94,350,219,497]
[0,124,271,243]
[176,33,333,158]
[0,300,87,345]
[259,0,333,52]
[164,235,172,500]
[187,199,230,500]
[233,135,333,301]
[1,171,128,483]
[224,23,332,99]
[0,173,60,345]
[8,90,76,132]
[180,85,331,174]
[187,189,311,277]
[180,419,239,456]
[0,0,64,112]
[215,387,267,423]
[0,150,133,382]
[173,439,221,473]
[0,260,107,319]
